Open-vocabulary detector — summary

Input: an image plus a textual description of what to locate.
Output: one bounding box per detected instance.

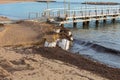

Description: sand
[0,47,108,80]
[0,16,10,21]
[0,0,35,4]
[0,21,54,46]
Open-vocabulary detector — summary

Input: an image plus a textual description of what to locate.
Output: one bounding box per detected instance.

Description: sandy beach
[0,47,109,80]
[0,21,51,46]
[0,0,35,4]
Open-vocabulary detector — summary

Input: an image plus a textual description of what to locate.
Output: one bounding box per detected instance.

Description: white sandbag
[44,41,57,47]
[56,29,61,33]
[49,18,55,22]
[44,41,49,47]
[68,31,72,36]
[70,37,73,41]
[54,29,60,33]
[58,39,70,50]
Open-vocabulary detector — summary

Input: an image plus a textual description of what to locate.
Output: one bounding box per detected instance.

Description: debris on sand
[0,47,109,80]
[44,26,73,50]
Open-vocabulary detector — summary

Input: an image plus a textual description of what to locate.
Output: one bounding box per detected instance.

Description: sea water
[0,1,120,68]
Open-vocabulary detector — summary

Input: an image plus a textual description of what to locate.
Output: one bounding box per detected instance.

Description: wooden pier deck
[42,6,120,27]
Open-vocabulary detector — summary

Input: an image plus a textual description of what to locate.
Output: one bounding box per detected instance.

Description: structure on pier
[42,6,120,28]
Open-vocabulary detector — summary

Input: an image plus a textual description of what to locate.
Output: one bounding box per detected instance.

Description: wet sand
[35,47,120,80]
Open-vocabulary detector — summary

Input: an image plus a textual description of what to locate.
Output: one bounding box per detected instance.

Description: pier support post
[103,20,106,23]
[83,17,90,26]
[112,15,116,23]
[73,18,77,28]
[87,21,89,25]
[112,18,116,23]
[83,21,87,27]
[73,22,77,28]
[83,21,89,29]
[103,16,106,23]
[83,21,89,26]
[83,18,89,27]
[96,20,99,27]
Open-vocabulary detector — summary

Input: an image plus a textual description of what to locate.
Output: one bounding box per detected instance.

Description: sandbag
[58,39,70,50]
[44,41,57,47]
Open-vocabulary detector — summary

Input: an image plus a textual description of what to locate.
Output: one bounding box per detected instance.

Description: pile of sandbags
[44,27,73,50]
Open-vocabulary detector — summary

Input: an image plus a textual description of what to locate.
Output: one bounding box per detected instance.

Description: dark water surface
[0,2,120,68]
[69,21,120,68]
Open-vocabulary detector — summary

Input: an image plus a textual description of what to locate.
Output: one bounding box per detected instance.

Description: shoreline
[38,47,120,80]
[2,46,119,80]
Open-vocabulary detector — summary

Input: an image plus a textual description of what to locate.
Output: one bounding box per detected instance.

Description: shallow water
[69,21,120,68]
[0,2,120,68]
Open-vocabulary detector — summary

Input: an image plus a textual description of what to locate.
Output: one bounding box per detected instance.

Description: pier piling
[112,18,116,23]
[83,21,87,27]
[73,18,77,28]
[96,20,99,25]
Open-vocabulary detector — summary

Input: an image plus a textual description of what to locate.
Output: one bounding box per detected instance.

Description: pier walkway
[42,6,120,27]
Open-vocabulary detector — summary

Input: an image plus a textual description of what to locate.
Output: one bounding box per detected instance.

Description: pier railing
[43,6,120,19]
[27,6,120,27]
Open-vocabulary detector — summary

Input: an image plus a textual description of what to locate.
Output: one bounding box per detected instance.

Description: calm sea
[0,1,120,68]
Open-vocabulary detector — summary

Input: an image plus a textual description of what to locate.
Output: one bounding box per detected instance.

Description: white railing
[43,6,120,19]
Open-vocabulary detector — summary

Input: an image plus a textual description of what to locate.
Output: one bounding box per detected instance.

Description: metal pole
[64,0,66,15]
[47,0,49,9]
[68,0,70,10]
[85,0,87,8]
[64,0,66,9]
[84,0,87,18]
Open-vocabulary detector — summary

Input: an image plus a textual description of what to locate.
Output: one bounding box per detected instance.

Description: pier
[81,2,120,5]
[42,6,120,28]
